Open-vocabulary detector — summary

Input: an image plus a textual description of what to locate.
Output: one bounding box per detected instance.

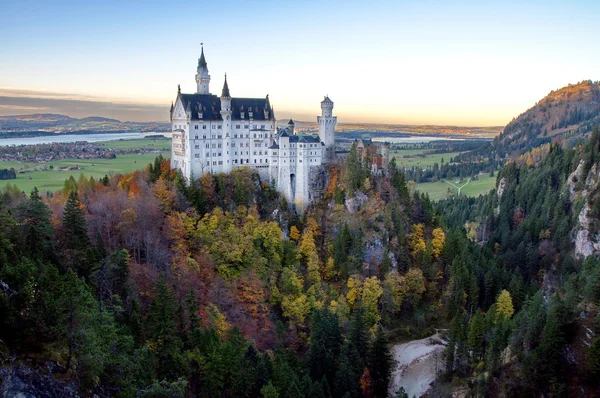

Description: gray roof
[221,75,231,98]
[289,134,321,143]
[288,118,295,125]
[198,47,207,70]
[178,93,273,121]
[321,96,333,104]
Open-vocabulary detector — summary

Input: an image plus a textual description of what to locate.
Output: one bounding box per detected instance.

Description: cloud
[0,89,169,122]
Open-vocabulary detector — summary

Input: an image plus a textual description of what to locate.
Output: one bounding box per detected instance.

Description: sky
[1,0,599,126]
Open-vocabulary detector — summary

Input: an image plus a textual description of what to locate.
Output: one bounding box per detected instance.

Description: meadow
[390,148,463,168]
[2,138,171,194]
[414,174,497,201]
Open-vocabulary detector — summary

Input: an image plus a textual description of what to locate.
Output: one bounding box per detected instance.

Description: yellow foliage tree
[405,268,426,304]
[299,229,321,284]
[290,226,301,241]
[207,303,230,338]
[346,275,363,308]
[495,289,514,323]
[282,294,310,327]
[362,276,383,326]
[323,256,337,281]
[383,270,407,314]
[408,224,427,258]
[431,227,446,258]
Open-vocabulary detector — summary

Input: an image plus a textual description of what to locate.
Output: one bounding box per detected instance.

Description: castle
[170,47,336,210]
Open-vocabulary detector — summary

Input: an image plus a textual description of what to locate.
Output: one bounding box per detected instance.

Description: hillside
[0,113,170,137]
[465,80,600,161]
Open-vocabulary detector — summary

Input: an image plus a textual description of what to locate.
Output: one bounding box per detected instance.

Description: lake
[372,136,466,143]
[0,132,170,147]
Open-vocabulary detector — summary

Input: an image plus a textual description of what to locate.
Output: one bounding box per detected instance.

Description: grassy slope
[414,174,497,201]
[2,138,171,194]
[391,150,463,169]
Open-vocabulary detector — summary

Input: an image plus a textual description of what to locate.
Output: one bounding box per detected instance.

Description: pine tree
[60,190,93,278]
[334,342,361,397]
[368,325,394,397]
[308,309,342,385]
[349,306,371,362]
[15,187,56,262]
[146,277,184,381]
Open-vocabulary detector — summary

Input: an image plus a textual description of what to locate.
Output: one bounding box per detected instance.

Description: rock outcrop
[0,364,79,398]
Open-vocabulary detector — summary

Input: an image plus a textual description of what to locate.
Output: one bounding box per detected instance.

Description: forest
[1,134,600,397]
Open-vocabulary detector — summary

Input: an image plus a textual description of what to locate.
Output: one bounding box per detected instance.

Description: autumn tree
[495,289,514,323]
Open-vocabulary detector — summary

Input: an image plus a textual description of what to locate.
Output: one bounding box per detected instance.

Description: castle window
[219,161,223,165]
[253,134,256,138]
[236,125,240,129]
[195,145,199,149]
[245,125,249,129]
[206,144,209,149]
[253,125,257,129]
[299,160,302,163]
[218,144,222,148]
[254,159,257,163]
[218,125,222,129]
[260,159,263,163]
[218,153,221,156]
[232,143,235,147]
[253,151,257,155]
[195,154,200,158]
[261,125,265,129]
[218,135,222,139]
[213,161,216,165]
[195,125,198,130]
[203,125,207,129]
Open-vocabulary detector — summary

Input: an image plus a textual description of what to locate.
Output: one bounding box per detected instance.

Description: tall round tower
[220,74,232,173]
[195,46,211,94]
[317,96,337,162]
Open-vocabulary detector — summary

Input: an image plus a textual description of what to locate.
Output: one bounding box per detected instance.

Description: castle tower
[287,119,295,134]
[195,46,210,94]
[317,96,337,162]
[220,74,232,173]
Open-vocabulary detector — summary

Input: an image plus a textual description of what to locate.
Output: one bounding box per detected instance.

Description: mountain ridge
[463,80,600,161]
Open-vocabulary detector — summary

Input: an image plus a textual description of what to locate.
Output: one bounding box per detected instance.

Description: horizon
[1,0,599,126]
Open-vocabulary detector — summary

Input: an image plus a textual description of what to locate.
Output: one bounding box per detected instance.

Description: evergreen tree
[14,187,56,262]
[349,307,371,362]
[367,325,394,397]
[308,309,342,385]
[145,277,184,381]
[334,342,361,397]
[60,190,93,278]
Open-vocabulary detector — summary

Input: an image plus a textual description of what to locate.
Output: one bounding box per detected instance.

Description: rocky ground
[389,332,447,397]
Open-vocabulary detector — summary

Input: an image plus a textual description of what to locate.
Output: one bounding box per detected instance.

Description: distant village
[0,141,163,167]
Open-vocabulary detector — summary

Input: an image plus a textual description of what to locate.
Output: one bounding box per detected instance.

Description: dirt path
[389,333,447,397]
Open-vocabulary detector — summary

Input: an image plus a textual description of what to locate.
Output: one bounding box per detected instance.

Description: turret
[220,74,232,173]
[287,118,295,135]
[317,96,337,162]
[195,46,211,94]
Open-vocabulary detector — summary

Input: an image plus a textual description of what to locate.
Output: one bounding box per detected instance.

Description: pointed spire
[170,102,174,113]
[177,84,181,94]
[221,73,231,98]
[198,45,207,69]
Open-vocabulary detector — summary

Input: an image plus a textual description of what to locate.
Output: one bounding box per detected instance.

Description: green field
[390,149,463,168]
[3,152,170,194]
[414,174,497,201]
[100,137,172,151]
[1,138,172,194]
